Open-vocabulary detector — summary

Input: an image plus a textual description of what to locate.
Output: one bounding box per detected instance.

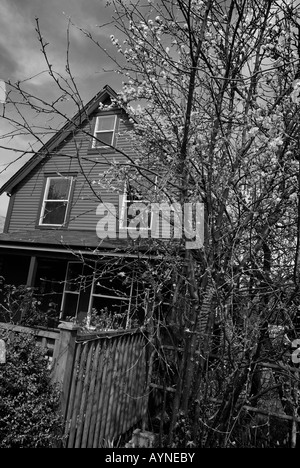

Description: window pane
[43,201,67,225]
[47,178,71,200]
[65,263,83,292]
[96,116,115,131]
[125,201,151,229]
[35,258,66,327]
[93,268,132,297]
[95,131,113,146]
[62,293,79,320]
[91,296,129,328]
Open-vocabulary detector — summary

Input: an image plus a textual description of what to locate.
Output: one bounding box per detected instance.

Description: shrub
[0,282,58,328]
[0,331,64,448]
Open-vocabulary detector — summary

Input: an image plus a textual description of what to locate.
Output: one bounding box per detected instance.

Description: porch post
[26,255,38,286]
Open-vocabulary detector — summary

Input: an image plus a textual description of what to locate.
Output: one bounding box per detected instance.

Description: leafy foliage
[0,282,58,328]
[0,331,64,448]
[70,306,139,332]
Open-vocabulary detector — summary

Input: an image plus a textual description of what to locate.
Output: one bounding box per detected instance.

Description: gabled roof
[0,85,120,196]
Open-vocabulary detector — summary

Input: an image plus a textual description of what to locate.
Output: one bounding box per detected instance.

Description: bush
[0,331,64,448]
[0,282,59,328]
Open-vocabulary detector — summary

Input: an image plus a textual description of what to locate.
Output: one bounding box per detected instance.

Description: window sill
[87,147,116,155]
[35,224,69,230]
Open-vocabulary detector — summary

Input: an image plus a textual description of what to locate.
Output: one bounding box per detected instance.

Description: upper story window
[39,176,73,226]
[92,115,117,148]
[120,182,152,231]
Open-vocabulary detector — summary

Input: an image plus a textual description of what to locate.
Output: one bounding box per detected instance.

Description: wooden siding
[7,115,136,234]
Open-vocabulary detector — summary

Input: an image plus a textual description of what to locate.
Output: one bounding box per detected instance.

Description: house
[0,85,161,328]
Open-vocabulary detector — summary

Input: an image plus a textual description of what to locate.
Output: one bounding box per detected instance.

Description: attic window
[39,176,73,226]
[92,115,117,148]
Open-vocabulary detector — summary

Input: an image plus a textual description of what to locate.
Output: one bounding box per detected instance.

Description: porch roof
[0,229,156,256]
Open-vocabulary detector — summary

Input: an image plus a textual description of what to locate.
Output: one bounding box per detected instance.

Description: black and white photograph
[0,0,299,452]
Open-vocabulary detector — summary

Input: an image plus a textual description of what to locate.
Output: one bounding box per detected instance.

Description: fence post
[51,321,79,418]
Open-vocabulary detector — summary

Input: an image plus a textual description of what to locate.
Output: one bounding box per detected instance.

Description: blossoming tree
[98,0,300,446]
[2,0,300,447]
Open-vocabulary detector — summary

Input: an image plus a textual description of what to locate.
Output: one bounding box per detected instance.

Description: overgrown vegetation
[0,280,58,328]
[0,331,64,448]
[71,307,140,333]
[2,0,300,447]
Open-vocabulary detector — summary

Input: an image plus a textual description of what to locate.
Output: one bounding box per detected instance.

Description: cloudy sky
[0,0,123,216]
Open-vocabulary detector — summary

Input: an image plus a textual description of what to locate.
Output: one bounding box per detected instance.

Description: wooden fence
[0,321,148,448]
[64,329,147,448]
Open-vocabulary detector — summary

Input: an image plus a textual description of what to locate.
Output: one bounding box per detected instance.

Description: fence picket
[119,334,132,436]
[106,335,124,442]
[112,334,127,441]
[87,340,104,447]
[75,341,94,448]
[98,338,118,446]
[124,334,139,432]
[92,339,111,448]
[64,340,82,441]
[136,334,147,420]
[82,340,101,447]
[67,342,88,447]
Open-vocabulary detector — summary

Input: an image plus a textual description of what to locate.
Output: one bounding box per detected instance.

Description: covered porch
[0,230,146,328]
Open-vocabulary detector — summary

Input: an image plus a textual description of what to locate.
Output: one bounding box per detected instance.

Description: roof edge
[0,85,120,196]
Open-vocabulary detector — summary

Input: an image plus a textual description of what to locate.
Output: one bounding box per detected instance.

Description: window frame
[38,175,74,227]
[60,261,84,320]
[87,263,137,329]
[61,261,136,327]
[119,183,153,231]
[92,114,117,149]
